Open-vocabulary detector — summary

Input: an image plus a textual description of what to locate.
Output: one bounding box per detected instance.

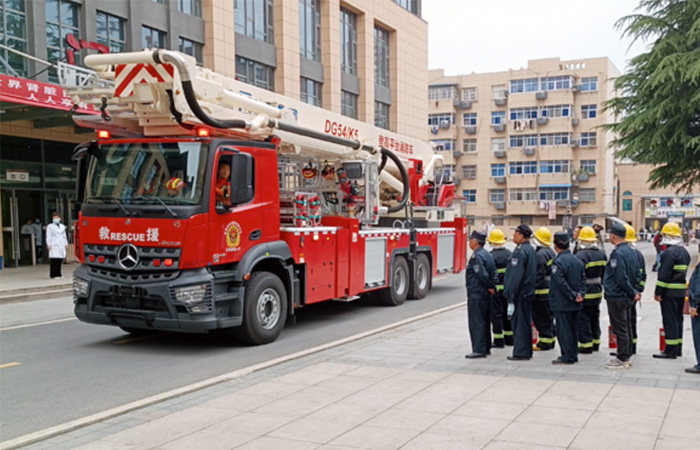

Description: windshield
[85,141,208,205]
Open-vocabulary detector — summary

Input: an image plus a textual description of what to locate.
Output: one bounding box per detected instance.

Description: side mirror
[73,141,96,203]
[229,152,254,206]
[72,140,97,161]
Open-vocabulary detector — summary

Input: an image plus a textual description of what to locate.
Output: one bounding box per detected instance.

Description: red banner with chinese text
[0,74,96,115]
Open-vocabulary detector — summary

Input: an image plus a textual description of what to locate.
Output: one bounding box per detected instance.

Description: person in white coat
[46,212,68,279]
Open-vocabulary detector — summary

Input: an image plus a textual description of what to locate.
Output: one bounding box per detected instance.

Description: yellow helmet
[534,227,552,247]
[579,226,597,242]
[624,224,637,242]
[661,222,682,237]
[488,228,507,245]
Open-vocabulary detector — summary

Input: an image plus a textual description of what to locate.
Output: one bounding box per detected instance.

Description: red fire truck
[62,50,466,344]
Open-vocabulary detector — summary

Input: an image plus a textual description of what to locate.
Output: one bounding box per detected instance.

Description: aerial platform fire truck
[61,50,466,344]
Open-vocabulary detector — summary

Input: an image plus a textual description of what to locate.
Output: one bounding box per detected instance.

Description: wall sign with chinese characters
[0,74,96,114]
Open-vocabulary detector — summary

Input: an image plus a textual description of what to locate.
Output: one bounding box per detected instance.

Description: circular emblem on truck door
[117,243,139,270]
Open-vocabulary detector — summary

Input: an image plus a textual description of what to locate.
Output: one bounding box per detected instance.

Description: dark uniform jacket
[548,250,586,312]
[535,246,557,299]
[491,247,512,293]
[689,262,700,309]
[633,247,647,293]
[576,246,606,303]
[504,241,537,301]
[603,242,639,302]
[466,246,497,298]
[655,244,691,299]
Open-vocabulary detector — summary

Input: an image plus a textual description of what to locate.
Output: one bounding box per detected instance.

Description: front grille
[83,244,181,273]
[95,293,168,312]
[88,266,179,282]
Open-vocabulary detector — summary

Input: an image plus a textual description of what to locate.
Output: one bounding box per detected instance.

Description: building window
[464,138,477,153]
[300,77,322,106]
[580,188,596,202]
[509,107,538,120]
[463,113,477,127]
[179,37,203,64]
[622,199,633,211]
[374,25,390,88]
[462,87,477,101]
[539,133,570,146]
[428,113,454,126]
[178,0,201,18]
[375,101,390,129]
[510,78,538,94]
[580,132,597,147]
[443,164,456,177]
[509,134,537,148]
[539,187,569,201]
[235,0,274,44]
[463,189,477,204]
[340,7,357,75]
[491,138,505,152]
[0,0,28,77]
[152,0,163,3]
[581,104,597,119]
[491,111,505,125]
[540,160,571,173]
[299,0,321,61]
[491,164,505,177]
[430,140,455,151]
[392,0,419,15]
[509,161,537,175]
[540,75,571,91]
[581,77,597,91]
[461,165,477,179]
[142,25,166,49]
[236,56,274,91]
[428,85,457,100]
[489,189,506,203]
[510,188,537,202]
[46,0,80,82]
[492,84,507,99]
[341,90,358,119]
[540,104,571,118]
[580,160,596,174]
[96,11,126,54]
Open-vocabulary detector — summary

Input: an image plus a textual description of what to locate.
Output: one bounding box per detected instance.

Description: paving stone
[451,400,528,421]
[482,442,566,450]
[569,427,656,450]
[328,424,420,450]
[659,417,700,440]
[426,415,510,439]
[399,431,493,450]
[514,405,592,428]
[232,436,320,450]
[584,411,664,435]
[364,408,445,432]
[268,418,356,444]
[496,422,578,448]
[596,396,670,418]
[653,436,699,450]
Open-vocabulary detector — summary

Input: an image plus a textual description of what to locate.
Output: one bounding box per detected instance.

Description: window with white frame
[539,187,569,200]
[491,111,505,125]
[46,0,81,82]
[96,11,126,54]
[301,77,322,106]
[510,107,538,120]
[491,137,505,152]
[580,132,597,147]
[540,104,571,118]
[461,165,477,178]
[375,101,390,129]
[491,164,505,177]
[579,188,596,202]
[235,0,274,44]
[492,84,507,99]
[509,161,537,175]
[540,133,571,146]
[540,75,571,91]
[580,160,597,174]
[509,134,537,148]
[300,0,321,61]
[581,104,597,119]
[489,189,506,203]
[1,0,28,77]
[428,113,455,126]
[462,87,477,101]
[430,139,455,151]
[510,188,537,201]
[464,138,477,153]
[444,164,456,176]
[428,85,457,100]
[510,78,538,94]
[236,56,275,91]
[581,77,597,91]
[463,189,477,203]
[463,113,477,126]
[540,160,571,173]
[340,7,357,75]
[341,90,358,119]
[374,25,390,88]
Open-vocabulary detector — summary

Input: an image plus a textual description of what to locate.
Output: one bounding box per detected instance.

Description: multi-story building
[0,0,426,268]
[428,57,620,229]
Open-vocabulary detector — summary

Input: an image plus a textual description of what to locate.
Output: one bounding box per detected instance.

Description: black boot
[492,339,505,348]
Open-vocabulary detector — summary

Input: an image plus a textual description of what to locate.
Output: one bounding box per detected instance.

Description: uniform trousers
[468,295,492,355]
[532,297,556,349]
[692,314,700,370]
[660,296,684,356]
[490,292,510,343]
[553,311,580,363]
[510,296,533,358]
[607,300,634,362]
[578,301,601,350]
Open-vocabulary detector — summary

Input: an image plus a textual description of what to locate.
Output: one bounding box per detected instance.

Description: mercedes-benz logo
[117,243,139,270]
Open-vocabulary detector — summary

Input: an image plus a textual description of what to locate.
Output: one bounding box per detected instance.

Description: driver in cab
[215,161,231,206]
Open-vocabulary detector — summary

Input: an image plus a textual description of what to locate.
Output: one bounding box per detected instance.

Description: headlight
[172,284,208,304]
[73,277,89,297]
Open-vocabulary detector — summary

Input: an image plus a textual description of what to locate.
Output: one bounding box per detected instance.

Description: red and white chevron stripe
[114,63,175,97]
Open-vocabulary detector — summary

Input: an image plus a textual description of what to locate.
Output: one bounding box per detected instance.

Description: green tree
[605,0,700,192]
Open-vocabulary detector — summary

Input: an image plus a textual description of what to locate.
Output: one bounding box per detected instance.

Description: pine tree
[605,0,700,192]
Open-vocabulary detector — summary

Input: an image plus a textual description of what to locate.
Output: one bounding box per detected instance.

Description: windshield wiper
[137,195,178,218]
[87,197,136,217]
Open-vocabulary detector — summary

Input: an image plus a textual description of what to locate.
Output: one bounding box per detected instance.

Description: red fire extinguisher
[608,325,617,349]
[659,328,666,352]
[531,322,538,345]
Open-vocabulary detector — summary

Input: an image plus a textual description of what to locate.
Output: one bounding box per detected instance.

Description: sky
[422,0,650,76]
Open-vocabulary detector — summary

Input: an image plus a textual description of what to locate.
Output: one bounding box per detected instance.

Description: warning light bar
[196,128,210,138]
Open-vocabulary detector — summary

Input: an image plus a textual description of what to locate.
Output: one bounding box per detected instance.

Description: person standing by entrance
[46,212,68,279]
[465,231,498,359]
[31,217,44,260]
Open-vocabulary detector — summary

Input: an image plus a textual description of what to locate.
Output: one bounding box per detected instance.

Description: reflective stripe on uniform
[546,259,553,267]
[493,333,504,339]
[665,338,683,345]
[632,338,638,344]
[585,261,606,269]
[504,330,514,336]
[496,285,504,291]
[497,268,507,274]
[656,281,687,289]
[592,339,601,344]
[584,292,603,300]
[673,265,688,271]
[579,342,593,348]
[535,289,550,295]
[640,281,646,286]
[586,277,602,284]
[538,336,556,344]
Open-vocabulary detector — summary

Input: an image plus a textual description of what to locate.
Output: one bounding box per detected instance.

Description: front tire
[238,272,288,345]
[408,253,431,300]
[379,257,409,306]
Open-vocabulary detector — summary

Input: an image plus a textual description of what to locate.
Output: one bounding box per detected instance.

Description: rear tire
[408,253,431,300]
[379,257,409,306]
[237,272,288,345]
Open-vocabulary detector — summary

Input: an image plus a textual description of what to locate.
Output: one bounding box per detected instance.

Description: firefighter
[576,226,606,354]
[686,255,700,374]
[625,224,646,354]
[489,229,512,347]
[653,222,691,359]
[504,224,537,361]
[603,223,641,369]
[532,227,557,351]
[465,231,498,358]
[549,232,586,364]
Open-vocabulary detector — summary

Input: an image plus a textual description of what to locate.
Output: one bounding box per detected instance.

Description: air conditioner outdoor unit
[453,177,462,184]
[494,202,506,210]
[452,150,463,158]
[556,199,569,207]
[578,172,590,182]
[460,101,472,110]
[465,126,477,134]
[493,124,505,132]
[494,150,506,158]
[494,176,506,184]
[523,146,536,156]
[465,173,476,179]
[571,117,580,126]
[537,117,549,125]
[571,139,580,148]
[536,91,548,100]
[439,120,451,129]
[572,85,582,92]
[494,97,507,106]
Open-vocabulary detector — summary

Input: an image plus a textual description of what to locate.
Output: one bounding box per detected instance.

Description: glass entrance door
[1,189,43,267]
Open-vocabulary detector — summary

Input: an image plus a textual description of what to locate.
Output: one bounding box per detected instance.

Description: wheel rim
[416,262,428,290]
[394,265,407,296]
[257,288,281,330]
